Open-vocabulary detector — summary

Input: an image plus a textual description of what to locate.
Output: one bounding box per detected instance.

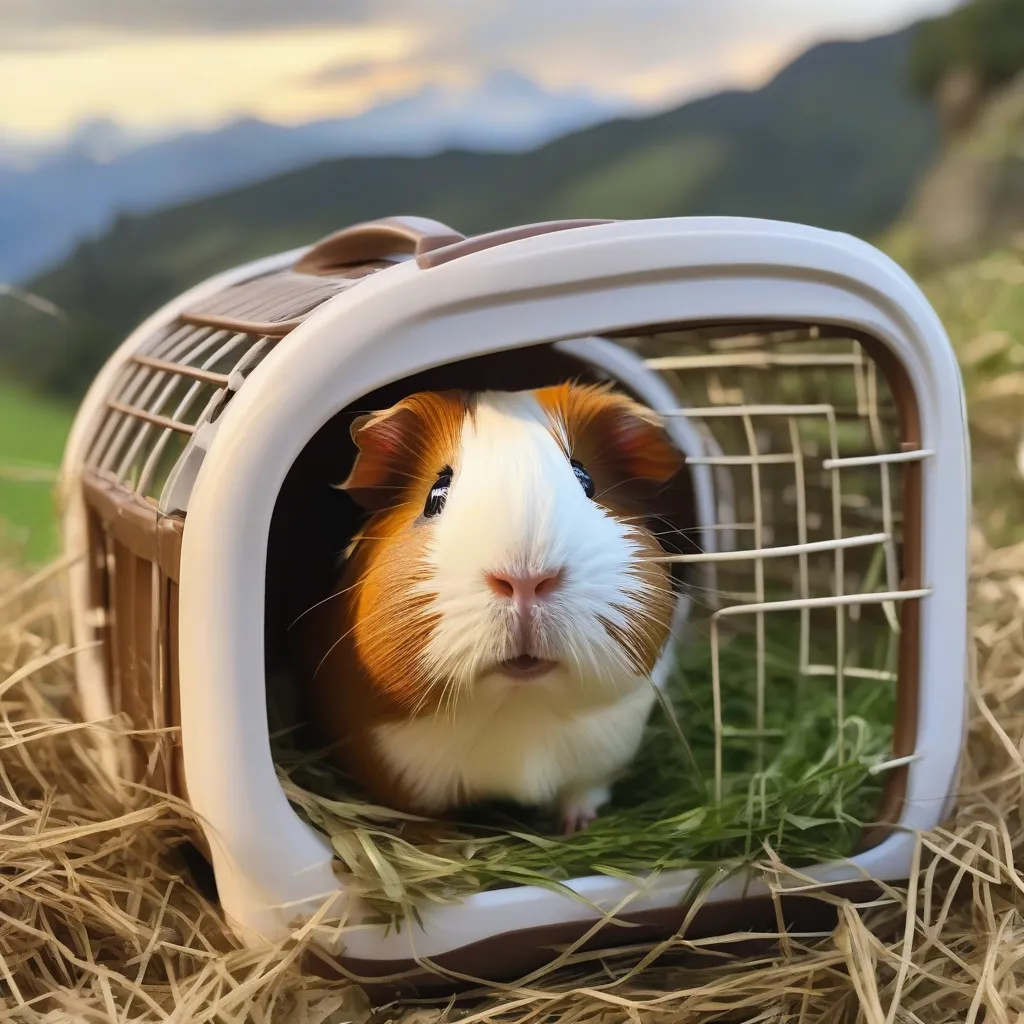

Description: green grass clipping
[276,619,896,921]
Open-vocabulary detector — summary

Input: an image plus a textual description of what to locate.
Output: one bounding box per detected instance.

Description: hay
[0,527,1020,1021]
[277,626,895,918]
[2,241,1023,1019]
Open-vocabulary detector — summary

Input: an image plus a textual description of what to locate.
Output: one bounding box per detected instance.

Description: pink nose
[485,570,563,608]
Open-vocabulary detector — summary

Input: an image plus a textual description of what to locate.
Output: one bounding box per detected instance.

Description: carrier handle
[293,216,465,275]
[415,219,615,269]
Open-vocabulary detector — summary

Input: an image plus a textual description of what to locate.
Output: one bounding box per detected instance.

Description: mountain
[0,25,940,401]
[0,71,625,282]
[885,68,1024,273]
[0,133,54,171]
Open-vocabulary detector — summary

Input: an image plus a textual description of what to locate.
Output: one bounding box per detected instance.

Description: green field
[0,379,73,564]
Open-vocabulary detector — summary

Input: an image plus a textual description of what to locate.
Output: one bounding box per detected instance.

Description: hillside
[0,24,939,401]
[886,69,1024,273]
[0,381,72,564]
[0,71,623,283]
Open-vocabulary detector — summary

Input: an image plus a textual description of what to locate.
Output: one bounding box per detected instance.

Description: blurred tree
[909,0,1024,134]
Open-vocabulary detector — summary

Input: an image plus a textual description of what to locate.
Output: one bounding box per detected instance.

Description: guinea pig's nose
[485,570,563,608]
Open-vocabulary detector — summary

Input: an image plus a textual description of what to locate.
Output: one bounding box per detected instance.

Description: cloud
[305,60,389,89]
[382,0,960,107]
[0,26,420,136]
[1,0,956,48]
[0,0,959,136]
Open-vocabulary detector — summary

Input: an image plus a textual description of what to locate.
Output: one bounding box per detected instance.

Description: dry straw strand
[0,528,1022,1021]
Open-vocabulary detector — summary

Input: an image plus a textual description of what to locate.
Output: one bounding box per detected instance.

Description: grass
[0,378,72,564]
[918,241,1024,545]
[278,624,895,919]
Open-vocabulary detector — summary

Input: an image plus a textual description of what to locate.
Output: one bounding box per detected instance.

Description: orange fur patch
[534,382,684,491]
[295,391,473,810]
[340,390,470,511]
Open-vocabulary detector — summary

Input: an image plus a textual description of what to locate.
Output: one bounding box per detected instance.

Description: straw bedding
[1,249,1023,1021]
[2,531,1023,1022]
[276,625,895,920]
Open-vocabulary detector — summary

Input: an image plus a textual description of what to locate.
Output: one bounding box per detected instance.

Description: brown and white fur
[294,382,684,833]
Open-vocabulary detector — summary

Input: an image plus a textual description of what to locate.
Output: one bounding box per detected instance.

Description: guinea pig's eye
[570,459,595,499]
[424,466,453,518]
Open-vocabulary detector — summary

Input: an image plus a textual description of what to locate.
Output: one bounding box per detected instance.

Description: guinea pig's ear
[337,404,421,511]
[588,393,684,487]
[337,391,468,510]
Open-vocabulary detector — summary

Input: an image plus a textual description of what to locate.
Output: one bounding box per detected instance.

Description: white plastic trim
[171,217,969,958]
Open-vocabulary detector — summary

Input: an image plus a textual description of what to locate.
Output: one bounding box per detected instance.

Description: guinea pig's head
[338,382,684,713]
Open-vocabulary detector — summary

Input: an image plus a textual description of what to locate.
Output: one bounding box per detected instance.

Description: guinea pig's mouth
[495,655,560,681]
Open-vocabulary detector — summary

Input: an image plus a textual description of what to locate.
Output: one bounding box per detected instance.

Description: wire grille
[628,324,925,801]
[80,268,364,503]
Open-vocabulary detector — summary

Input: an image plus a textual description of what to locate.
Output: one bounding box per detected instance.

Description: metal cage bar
[640,328,912,804]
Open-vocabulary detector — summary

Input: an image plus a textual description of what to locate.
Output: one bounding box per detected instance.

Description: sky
[0,0,961,142]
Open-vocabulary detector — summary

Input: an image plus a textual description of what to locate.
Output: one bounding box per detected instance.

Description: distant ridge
[0,70,626,282]
[0,25,939,400]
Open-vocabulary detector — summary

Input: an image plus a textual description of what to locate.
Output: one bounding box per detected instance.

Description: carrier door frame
[171,217,968,953]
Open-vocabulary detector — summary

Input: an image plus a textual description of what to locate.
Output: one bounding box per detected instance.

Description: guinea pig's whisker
[357,625,434,674]
[599,648,632,691]
[327,516,427,562]
[618,602,668,634]
[614,513,711,544]
[409,681,441,719]
[652,524,713,538]
[427,677,450,718]
[312,626,358,680]
[673,578,734,608]
[614,515,677,531]
[594,469,673,503]
[600,606,657,673]
[603,623,643,671]
[561,637,583,679]
[315,594,414,662]
[417,665,466,724]
[314,595,431,679]
[341,534,409,544]
[405,659,451,714]
[288,579,366,630]
[630,560,730,601]
[639,525,706,544]
[562,632,595,683]
[441,678,464,724]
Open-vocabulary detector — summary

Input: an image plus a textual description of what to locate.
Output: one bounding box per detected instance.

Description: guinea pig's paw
[559,784,611,835]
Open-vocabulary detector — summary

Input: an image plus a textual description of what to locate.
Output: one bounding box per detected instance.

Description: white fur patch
[373,391,672,814]
[374,680,656,812]
[417,393,655,695]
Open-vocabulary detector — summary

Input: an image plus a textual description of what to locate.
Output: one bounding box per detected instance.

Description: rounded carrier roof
[63,216,724,531]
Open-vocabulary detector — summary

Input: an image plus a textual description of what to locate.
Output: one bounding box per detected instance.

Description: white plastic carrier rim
[65,216,970,961]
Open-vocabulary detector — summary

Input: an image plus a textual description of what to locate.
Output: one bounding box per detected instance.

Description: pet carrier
[59,215,969,990]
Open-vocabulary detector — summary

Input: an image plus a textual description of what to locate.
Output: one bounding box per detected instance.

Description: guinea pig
[292,381,685,833]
